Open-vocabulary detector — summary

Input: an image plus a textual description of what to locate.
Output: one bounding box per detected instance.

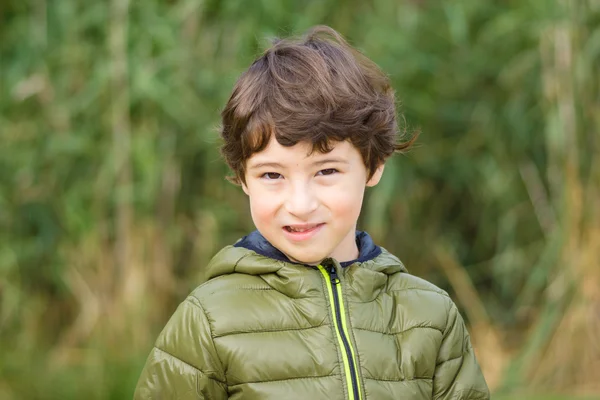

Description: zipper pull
[329,265,339,285]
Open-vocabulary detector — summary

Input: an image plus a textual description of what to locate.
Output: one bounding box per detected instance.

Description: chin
[266,233,332,265]
[283,249,327,265]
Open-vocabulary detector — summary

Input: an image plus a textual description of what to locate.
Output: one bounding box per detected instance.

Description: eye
[261,172,282,180]
[317,168,338,176]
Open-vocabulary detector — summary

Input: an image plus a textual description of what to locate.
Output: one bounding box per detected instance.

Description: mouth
[284,223,324,233]
[282,223,325,241]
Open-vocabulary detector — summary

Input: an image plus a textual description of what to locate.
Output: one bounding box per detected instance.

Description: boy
[134,26,490,399]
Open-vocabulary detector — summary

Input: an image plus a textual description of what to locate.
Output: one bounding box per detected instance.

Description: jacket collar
[233,230,382,267]
[203,231,408,287]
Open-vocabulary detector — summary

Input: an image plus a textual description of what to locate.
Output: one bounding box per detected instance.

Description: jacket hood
[234,230,382,267]
[203,230,408,282]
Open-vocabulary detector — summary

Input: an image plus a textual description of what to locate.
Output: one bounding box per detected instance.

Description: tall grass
[1,0,598,398]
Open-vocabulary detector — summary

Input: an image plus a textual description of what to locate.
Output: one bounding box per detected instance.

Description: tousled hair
[220,25,417,185]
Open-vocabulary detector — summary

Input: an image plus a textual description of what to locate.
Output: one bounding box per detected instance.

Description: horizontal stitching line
[388,287,449,296]
[202,287,317,300]
[215,323,327,338]
[364,377,432,382]
[437,354,463,366]
[459,388,489,394]
[229,373,337,387]
[354,325,443,335]
[154,347,226,386]
[348,287,449,305]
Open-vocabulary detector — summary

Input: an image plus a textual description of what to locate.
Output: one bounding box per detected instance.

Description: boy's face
[242,136,384,265]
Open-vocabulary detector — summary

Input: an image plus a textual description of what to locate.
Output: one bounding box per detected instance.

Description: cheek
[331,196,363,220]
[249,192,281,224]
[325,184,365,220]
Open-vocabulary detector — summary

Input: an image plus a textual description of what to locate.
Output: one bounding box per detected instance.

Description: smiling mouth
[284,223,324,233]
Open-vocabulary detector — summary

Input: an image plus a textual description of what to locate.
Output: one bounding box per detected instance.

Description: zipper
[317,264,362,400]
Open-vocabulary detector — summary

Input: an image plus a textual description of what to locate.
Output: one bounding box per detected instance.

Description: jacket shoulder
[387,270,449,297]
[189,272,269,303]
[372,248,449,298]
[384,271,453,333]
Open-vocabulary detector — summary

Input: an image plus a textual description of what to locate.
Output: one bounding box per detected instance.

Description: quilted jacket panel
[135,243,490,399]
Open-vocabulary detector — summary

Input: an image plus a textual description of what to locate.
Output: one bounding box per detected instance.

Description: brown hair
[220,25,417,185]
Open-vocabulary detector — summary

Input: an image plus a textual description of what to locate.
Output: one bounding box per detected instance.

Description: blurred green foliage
[1,0,599,399]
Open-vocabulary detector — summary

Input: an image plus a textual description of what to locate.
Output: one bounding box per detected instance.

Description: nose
[284,181,318,219]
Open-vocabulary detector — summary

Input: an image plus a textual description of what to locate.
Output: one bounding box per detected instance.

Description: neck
[327,227,360,263]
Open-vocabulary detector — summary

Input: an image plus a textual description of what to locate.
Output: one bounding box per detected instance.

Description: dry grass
[0,0,598,398]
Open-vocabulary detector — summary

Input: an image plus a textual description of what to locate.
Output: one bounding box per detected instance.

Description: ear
[366,164,385,187]
[241,182,249,195]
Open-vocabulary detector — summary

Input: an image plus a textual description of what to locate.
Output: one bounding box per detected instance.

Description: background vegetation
[1,0,599,398]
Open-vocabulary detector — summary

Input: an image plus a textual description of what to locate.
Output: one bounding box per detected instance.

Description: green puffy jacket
[135,232,489,399]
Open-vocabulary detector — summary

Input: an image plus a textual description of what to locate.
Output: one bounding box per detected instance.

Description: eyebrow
[247,162,285,170]
[247,158,349,170]
[312,158,349,166]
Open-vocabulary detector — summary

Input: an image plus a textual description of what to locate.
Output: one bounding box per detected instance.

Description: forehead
[246,137,357,167]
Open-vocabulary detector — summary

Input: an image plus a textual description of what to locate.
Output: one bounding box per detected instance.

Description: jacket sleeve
[134,296,228,399]
[432,300,490,400]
